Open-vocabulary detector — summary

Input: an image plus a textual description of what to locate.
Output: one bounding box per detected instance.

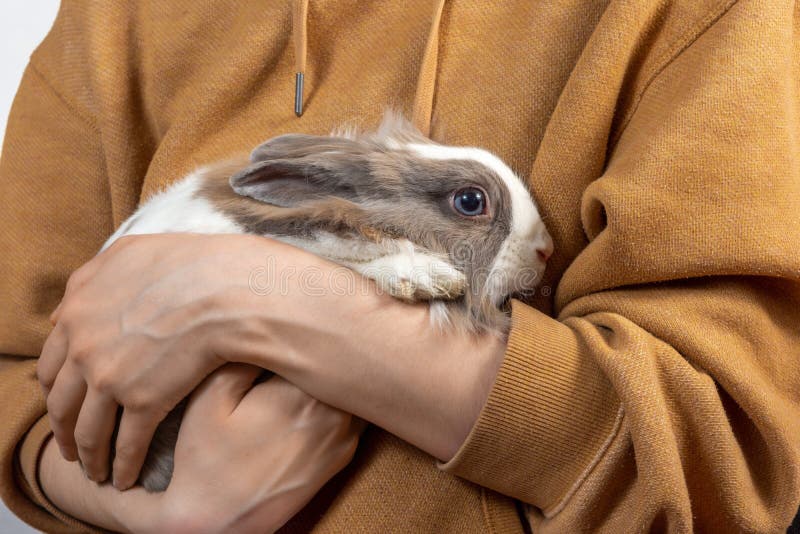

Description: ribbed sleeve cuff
[439,300,623,513]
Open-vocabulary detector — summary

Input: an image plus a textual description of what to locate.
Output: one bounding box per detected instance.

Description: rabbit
[100,113,554,491]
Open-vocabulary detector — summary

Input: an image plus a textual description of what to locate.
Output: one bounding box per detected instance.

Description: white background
[0,1,60,149]
[1,3,61,533]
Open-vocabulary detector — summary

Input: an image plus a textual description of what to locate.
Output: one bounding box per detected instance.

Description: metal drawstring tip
[294,72,304,117]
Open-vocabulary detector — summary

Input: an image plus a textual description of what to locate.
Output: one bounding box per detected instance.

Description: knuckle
[125,391,159,414]
[36,364,54,390]
[68,342,93,366]
[58,299,78,320]
[58,289,92,325]
[90,368,116,396]
[64,272,79,293]
[125,395,149,414]
[47,402,70,428]
[65,269,87,295]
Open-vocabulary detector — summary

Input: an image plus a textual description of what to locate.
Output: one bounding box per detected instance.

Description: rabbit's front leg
[351,244,466,302]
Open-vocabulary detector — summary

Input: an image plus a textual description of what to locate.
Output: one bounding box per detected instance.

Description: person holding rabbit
[1,1,799,533]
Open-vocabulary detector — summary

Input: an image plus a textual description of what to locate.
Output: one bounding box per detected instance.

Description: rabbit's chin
[426,299,511,339]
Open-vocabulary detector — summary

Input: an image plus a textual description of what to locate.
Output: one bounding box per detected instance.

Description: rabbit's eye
[453,187,487,217]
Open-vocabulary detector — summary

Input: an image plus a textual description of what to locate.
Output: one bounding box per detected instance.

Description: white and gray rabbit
[102,114,553,491]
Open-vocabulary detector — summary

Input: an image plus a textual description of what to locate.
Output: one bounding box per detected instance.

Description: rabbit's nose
[536,233,554,263]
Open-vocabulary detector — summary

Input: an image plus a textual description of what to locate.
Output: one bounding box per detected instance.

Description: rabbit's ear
[229,155,365,208]
[231,133,371,207]
[248,134,363,162]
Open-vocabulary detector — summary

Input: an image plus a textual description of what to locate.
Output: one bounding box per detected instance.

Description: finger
[37,324,69,397]
[45,361,87,461]
[74,390,118,483]
[111,409,163,490]
[183,364,263,426]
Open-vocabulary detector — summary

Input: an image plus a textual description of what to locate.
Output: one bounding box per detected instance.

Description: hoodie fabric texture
[1,1,799,532]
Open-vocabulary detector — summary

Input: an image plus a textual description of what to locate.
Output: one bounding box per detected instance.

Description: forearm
[220,267,508,462]
[39,437,156,533]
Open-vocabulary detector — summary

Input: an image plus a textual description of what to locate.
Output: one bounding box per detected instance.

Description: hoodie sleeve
[440,2,800,532]
[0,10,115,532]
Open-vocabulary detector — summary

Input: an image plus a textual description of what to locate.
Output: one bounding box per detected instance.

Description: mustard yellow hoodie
[1,1,799,532]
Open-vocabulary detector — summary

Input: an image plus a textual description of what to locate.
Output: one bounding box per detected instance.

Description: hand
[36,233,320,489]
[144,365,360,534]
[39,364,360,534]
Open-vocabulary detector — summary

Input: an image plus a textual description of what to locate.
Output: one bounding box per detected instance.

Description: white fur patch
[280,232,466,301]
[102,172,243,250]
[357,244,465,300]
[428,300,452,330]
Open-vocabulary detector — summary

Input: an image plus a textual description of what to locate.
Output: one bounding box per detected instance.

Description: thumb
[183,364,263,426]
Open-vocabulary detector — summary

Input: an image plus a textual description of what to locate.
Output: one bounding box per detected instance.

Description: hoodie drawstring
[412,0,445,137]
[292,0,444,137]
[293,0,309,117]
